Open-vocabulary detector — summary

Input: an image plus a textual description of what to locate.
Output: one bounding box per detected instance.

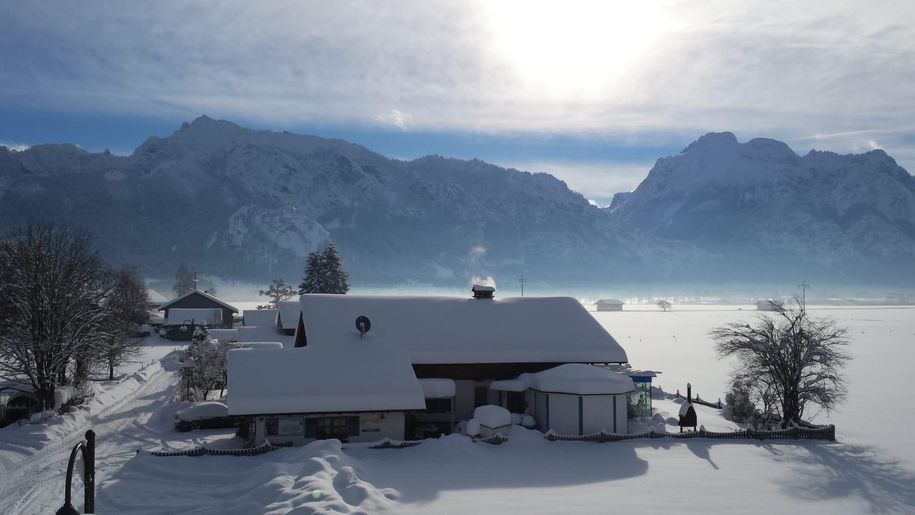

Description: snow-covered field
[2,305,914,514]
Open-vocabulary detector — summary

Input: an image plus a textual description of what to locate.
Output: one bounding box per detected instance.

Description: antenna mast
[798,281,810,312]
[518,273,525,297]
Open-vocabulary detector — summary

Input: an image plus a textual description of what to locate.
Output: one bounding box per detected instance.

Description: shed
[159,290,237,329]
[595,299,625,312]
[491,364,634,435]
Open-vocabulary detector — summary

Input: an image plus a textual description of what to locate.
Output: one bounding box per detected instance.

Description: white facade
[253,412,405,446]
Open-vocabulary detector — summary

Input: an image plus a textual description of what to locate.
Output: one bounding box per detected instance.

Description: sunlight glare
[481,0,674,97]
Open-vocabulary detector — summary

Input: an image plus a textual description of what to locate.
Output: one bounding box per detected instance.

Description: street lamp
[57,430,95,515]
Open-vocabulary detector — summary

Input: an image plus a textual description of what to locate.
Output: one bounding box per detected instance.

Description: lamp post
[57,430,95,515]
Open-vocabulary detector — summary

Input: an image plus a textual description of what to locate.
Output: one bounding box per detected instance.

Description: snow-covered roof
[164,308,222,326]
[491,364,634,395]
[208,328,238,342]
[529,364,634,395]
[159,289,238,313]
[227,346,426,416]
[147,289,170,304]
[474,405,511,428]
[298,294,627,364]
[277,300,301,330]
[236,342,284,349]
[595,298,624,305]
[418,378,456,399]
[488,378,529,392]
[243,309,278,327]
[236,325,283,343]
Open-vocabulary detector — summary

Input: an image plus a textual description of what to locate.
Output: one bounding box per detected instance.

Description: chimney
[471,284,495,300]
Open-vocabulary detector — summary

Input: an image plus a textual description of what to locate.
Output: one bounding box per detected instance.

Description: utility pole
[798,281,810,312]
[518,273,525,297]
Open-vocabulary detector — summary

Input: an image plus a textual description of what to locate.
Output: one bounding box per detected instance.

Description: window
[425,398,452,413]
[627,379,652,418]
[474,385,488,407]
[265,417,279,436]
[305,416,360,440]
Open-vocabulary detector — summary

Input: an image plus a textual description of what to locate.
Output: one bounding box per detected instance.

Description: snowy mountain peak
[682,131,739,153]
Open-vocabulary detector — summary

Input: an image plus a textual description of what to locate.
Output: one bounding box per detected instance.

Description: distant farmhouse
[595,298,625,312]
[159,290,238,340]
[227,288,652,446]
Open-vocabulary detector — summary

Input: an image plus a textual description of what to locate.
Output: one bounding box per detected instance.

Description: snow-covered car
[174,401,235,431]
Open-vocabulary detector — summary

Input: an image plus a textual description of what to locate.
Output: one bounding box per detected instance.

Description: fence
[369,438,424,449]
[544,424,835,443]
[148,440,294,457]
[675,389,723,409]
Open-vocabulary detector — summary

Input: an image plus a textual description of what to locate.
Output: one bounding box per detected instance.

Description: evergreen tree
[298,244,350,294]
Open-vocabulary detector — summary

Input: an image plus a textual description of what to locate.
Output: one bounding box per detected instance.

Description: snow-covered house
[595,298,624,312]
[228,345,425,445]
[161,308,224,341]
[159,290,238,339]
[228,287,641,444]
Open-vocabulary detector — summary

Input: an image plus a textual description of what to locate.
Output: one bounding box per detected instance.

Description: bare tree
[0,224,112,409]
[97,267,149,380]
[711,300,850,427]
[657,300,672,311]
[173,264,195,297]
[258,278,294,309]
[182,326,233,401]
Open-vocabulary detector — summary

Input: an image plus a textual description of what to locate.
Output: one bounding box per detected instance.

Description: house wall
[253,412,405,446]
[530,391,629,436]
[162,292,235,328]
[615,394,629,434]
[453,380,476,420]
[533,391,549,431]
[582,395,613,434]
[547,394,580,436]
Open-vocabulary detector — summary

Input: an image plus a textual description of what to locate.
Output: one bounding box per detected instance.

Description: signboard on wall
[361,415,383,433]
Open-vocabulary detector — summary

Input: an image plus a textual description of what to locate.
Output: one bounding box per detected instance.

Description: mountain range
[1,117,913,289]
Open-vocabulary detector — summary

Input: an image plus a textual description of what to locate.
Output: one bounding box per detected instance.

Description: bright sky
[1,0,913,205]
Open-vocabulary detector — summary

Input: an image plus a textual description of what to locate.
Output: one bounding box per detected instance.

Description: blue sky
[1,1,913,205]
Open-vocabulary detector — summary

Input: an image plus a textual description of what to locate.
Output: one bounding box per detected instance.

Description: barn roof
[159,289,239,313]
[298,294,628,364]
[595,298,624,305]
[226,346,426,416]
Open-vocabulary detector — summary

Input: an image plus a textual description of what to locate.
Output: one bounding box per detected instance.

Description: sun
[480,0,674,97]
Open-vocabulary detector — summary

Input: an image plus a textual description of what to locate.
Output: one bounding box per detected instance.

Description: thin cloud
[0,0,913,170]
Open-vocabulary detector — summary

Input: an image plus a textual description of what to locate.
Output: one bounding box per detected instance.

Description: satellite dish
[355,315,371,338]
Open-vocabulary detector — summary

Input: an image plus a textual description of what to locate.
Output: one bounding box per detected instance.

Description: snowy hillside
[1,120,914,286]
[612,132,915,283]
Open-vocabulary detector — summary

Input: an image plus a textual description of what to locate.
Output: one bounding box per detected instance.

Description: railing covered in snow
[544,425,836,443]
